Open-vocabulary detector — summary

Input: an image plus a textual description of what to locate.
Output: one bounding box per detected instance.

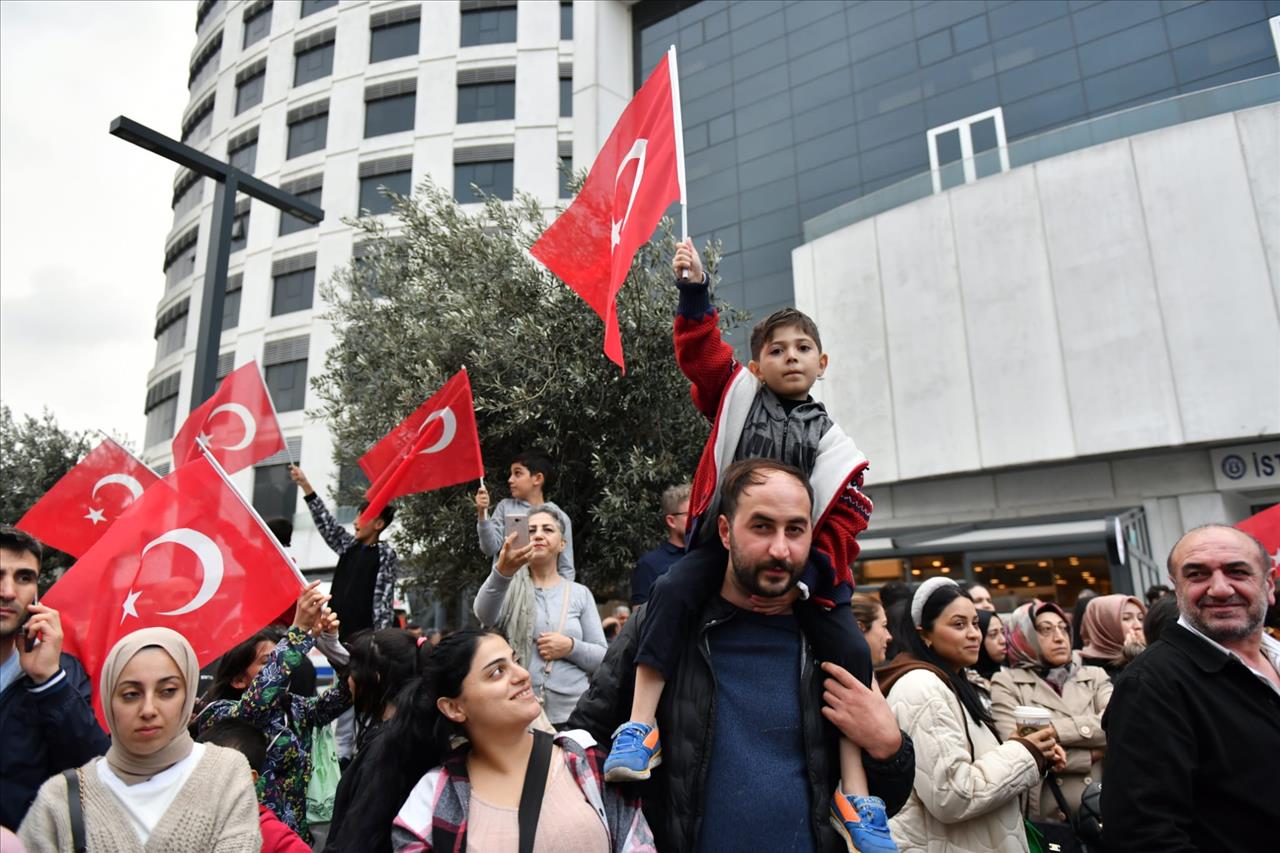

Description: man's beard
[1182,591,1266,643]
[728,538,803,598]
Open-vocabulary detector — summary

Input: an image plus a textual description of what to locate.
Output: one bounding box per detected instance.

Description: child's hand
[672,238,704,284]
[749,586,799,616]
[475,485,490,519]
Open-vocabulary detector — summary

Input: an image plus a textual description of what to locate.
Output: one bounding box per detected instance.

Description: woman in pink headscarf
[1079,594,1147,678]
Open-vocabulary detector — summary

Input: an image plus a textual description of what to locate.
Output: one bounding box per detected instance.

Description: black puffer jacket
[569,598,915,852]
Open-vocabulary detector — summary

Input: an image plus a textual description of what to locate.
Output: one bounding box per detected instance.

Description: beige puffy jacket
[883,665,1041,853]
[989,659,1112,821]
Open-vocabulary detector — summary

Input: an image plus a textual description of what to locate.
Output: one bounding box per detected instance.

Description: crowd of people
[2,243,1277,852]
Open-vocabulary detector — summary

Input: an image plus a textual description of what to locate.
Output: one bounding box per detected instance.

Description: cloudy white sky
[1,0,195,444]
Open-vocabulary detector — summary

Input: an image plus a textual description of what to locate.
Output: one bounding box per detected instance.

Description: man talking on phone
[0,525,109,831]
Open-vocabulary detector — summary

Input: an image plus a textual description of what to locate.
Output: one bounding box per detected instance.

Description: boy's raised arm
[672,239,736,419]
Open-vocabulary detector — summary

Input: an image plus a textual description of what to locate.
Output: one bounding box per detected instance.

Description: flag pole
[668,44,689,277]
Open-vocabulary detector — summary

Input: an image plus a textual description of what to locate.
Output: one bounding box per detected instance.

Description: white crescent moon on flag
[142,528,226,617]
[207,403,257,451]
[91,473,145,503]
[416,407,457,455]
[610,138,648,249]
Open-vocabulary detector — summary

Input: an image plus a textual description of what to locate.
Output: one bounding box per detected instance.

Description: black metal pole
[190,173,238,411]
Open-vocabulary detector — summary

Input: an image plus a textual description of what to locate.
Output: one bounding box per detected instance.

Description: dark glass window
[300,0,336,17]
[235,69,265,114]
[454,160,513,203]
[229,139,257,173]
[559,156,573,199]
[460,8,516,47]
[370,19,420,62]
[144,391,179,447]
[271,267,315,315]
[560,2,572,40]
[173,180,203,219]
[242,5,271,48]
[457,82,515,123]
[189,45,221,91]
[294,42,334,86]
[155,315,187,359]
[182,108,213,145]
[265,359,308,411]
[359,170,412,215]
[253,463,298,518]
[365,93,415,136]
[559,77,572,117]
[230,207,250,253]
[222,288,241,330]
[164,245,198,289]
[279,187,322,235]
[287,113,327,158]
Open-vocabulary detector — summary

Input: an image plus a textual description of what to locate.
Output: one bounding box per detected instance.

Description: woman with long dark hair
[389,629,652,852]
[968,609,1007,712]
[192,583,351,843]
[879,579,1063,851]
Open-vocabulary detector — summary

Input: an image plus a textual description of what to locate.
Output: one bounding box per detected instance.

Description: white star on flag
[84,507,107,525]
[120,589,142,624]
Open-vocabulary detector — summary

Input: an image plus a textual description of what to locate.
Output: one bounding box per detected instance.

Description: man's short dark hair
[266,517,293,547]
[197,717,266,773]
[356,500,397,526]
[749,307,823,361]
[513,449,556,493]
[719,458,813,522]
[1165,524,1269,576]
[0,525,42,565]
[1145,583,1172,604]
[878,581,912,611]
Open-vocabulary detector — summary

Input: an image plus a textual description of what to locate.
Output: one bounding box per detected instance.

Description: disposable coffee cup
[1013,705,1052,737]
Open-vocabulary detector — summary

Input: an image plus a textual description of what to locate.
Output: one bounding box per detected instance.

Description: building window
[926,107,1008,194]
[172,174,203,220]
[264,335,309,411]
[272,267,315,315]
[154,299,189,360]
[195,0,220,33]
[560,1,572,40]
[234,65,265,114]
[461,5,516,47]
[365,92,415,137]
[181,96,215,145]
[230,202,250,253]
[286,101,328,158]
[300,0,336,17]
[144,373,181,448]
[253,463,298,519]
[294,40,334,86]
[280,178,322,234]
[229,136,257,173]
[223,274,243,330]
[455,157,513,203]
[457,81,515,123]
[359,169,412,215]
[163,228,199,290]
[188,33,221,91]
[242,1,272,49]
[559,75,572,118]
[370,16,420,63]
[559,155,572,199]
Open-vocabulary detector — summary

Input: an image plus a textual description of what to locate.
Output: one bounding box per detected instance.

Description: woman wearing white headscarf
[19,627,260,852]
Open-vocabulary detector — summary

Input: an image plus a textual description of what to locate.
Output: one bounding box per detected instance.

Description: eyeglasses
[1035,623,1070,638]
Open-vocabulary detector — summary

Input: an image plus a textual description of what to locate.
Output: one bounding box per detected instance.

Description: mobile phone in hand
[504,513,530,550]
[20,596,37,653]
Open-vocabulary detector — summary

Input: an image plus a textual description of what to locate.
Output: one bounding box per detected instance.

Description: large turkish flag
[172,360,286,474]
[357,368,484,526]
[531,47,685,370]
[1237,504,1280,578]
[42,450,305,726]
[17,438,159,558]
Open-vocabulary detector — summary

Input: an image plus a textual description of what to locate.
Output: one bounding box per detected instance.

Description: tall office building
[146,0,1279,607]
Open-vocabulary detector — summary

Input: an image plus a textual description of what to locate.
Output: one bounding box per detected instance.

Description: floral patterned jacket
[194,626,351,843]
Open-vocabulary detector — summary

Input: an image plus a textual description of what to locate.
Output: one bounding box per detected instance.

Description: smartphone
[504,513,530,549]
[21,594,38,653]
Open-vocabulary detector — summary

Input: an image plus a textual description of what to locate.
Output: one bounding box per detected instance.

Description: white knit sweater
[18,744,261,853]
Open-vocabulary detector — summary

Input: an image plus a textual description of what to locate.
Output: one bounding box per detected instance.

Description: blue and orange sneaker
[830,793,898,853]
[603,721,662,782]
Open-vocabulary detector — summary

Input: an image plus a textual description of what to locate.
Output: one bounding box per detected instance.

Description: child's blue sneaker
[603,721,662,782]
[830,793,898,853]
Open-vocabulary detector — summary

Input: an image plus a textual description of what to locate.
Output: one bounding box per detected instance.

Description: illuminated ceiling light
[1069,556,1080,566]
[1005,563,1015,569]
[1086,578,1096,584]
[911,568,922,576]
[1020,576,1030,582]
[931,560,942,567]
[1056,579,1068,585]
[1026,581,1035,586]
[974,565,984,572]
[1038,561,1049,568]
[941,566,951,573]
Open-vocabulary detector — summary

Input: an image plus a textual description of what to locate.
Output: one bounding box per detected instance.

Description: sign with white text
[1211,441,1280,491]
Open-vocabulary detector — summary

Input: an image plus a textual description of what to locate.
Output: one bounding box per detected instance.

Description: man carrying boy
[475,449,575,580]
[603,241,891,852]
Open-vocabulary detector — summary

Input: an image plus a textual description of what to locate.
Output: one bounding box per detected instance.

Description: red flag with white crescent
[171,360,286,474]
[530,47,686,370]
[16,438,159,558]
[42,449,305,727]
[356,368,484,525]
[1237,504,1280,578]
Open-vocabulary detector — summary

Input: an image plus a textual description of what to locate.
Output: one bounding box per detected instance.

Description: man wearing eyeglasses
[630,483,691,606]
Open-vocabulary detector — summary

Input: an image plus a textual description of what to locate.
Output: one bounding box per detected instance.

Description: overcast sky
[1,0,195,446]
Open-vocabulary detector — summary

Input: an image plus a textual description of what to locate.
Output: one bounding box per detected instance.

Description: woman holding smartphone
[472,506,607,728]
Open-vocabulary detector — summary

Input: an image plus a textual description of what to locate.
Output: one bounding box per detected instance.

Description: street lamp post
[110,116,325,411]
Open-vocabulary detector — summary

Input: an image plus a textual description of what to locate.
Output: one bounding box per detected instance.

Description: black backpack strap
[517,729,555,853]
[1045,771,1074,820]
[62,767,86,853]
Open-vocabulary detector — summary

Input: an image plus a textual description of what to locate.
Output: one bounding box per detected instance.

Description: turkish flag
[42,449,305,727]
[171,361,286,474]
[1237,504,1280,578]
[531,47,685,370]
[17,438,159,558]
[356,368,484,526]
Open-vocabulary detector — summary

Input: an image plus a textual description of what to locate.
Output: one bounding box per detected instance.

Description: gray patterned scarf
[734,385,832,472]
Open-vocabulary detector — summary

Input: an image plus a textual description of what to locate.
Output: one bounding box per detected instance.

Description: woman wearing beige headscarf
[19,627,260,852]
[1079,593,1147,678]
